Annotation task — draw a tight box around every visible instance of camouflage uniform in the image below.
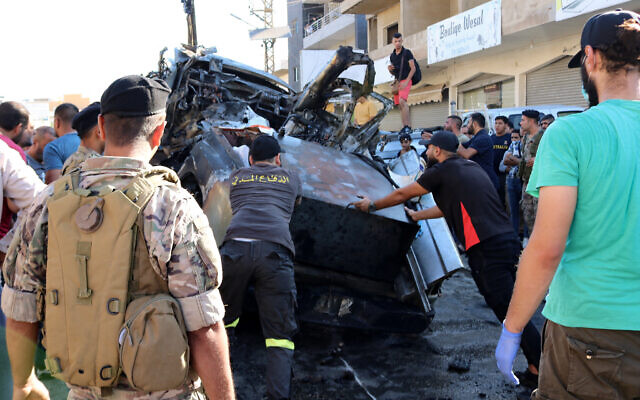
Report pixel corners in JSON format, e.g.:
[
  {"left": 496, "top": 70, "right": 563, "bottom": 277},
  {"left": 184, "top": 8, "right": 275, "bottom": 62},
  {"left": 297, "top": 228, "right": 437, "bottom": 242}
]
[
  {"left": 61, "top": 145, "right": 100, "bottom": 176},
  {"left": 519, "top": 130, "right": 544, "bottom": 231},
  {"left": 1, "top": 157, "right": 225, "bottom": 400}
]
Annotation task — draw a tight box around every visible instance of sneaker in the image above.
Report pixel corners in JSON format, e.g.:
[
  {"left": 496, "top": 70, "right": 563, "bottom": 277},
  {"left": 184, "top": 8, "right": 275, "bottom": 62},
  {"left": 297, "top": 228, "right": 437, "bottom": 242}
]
[{"left": 515, "top": 369, "right": 538, "bottom": 389}]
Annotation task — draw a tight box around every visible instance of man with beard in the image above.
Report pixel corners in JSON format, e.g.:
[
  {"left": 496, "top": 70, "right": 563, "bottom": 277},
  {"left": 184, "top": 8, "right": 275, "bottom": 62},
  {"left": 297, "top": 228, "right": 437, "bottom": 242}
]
[
  {"left": 496, "top": 9, "right": 640, "bottom": 399},
  {"left": 353, "top": 131, "right": 541, "bottom": 393},
  {"left": 26, "top": 127, "right": 56, "bottom": 181},
  {"left": 457, "top": 113, "right": 499, "bottom": 190},
  {"left": 0, "top": 101, "right": 32, "bottom": 161},
  {"left": 444, "top": 115, "right": 469, "bottom": 144}
]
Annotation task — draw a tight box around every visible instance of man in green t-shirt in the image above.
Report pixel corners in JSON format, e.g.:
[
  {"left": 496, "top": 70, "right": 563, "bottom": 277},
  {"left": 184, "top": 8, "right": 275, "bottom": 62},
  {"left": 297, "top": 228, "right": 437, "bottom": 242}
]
[{"left": 495, "top": 10, "right": 640, "bottom": 399}]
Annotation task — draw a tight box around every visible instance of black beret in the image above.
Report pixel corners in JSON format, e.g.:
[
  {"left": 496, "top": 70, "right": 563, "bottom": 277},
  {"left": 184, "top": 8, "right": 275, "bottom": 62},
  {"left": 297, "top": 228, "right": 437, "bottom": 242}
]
[
  {"left": 100, "top": 75, "right": 171, "bottom": 117},
  {"left": 522, "top": 109, "right": 540, "bottom": 120},
  {"left": 72, "top": 102, "right": 101, "bottom": 138},
  {"left": 250, "top": 135, "right": 283, "bottom": 162}
]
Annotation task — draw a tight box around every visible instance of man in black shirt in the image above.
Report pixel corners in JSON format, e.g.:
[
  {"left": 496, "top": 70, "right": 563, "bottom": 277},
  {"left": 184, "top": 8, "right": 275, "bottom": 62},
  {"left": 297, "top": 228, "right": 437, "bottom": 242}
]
[
  {"left": 353, "top": 131, "right": 541, "bottom": 390},
  {"left": 457, "top": 112, "right": 499, "bottom": 190},
  {"left": 219, "top": 135, "right": 302, "bottom": 400},
  {"left": 492, "top": 116, "right": 511, "bottom": 207},
  {"left": 388, "top": 32, "right": 416, "bottom": 131}
]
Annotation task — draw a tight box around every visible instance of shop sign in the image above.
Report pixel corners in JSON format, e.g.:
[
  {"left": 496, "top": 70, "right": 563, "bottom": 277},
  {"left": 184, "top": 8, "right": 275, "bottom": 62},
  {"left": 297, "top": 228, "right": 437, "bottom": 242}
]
[
  {"left": 556, "top": 0, "right": 627, "bottom": 21},
  {"left": 427, "top": 0, "right": 501, "bottom": 64}
]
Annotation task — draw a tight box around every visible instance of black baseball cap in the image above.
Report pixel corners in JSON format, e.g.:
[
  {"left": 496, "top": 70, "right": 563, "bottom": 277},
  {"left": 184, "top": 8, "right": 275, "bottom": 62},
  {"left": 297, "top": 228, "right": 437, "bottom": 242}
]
[
  {"left": 250, "top": 135, "right": 283, "bottom": 161},
  {"left": 72, "top": 102, "right": 100, "bottom": 138},
  {"left": 100, "top": 75, "right": 171, "bottom": 117},
  {"left": 568, "top": 9, "right": 640, "bottom": 68},
  {"left": 422, "top": 130, "right": 459, "bottom": 152}
]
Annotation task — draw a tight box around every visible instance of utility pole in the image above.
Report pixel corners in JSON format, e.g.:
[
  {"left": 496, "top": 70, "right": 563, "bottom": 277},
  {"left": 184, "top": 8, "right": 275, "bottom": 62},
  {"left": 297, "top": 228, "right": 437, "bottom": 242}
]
[
  {"left": 250, "top": 1, "right": 275, "bottom": 74},
  {"left": 181, "top": 0, "right": 198, "bottom": 47}
]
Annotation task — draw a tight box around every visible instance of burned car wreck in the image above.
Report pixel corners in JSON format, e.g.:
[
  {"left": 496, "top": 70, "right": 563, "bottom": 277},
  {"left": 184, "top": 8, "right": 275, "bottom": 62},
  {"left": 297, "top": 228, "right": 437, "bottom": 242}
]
[{"left": 150, "top": 45, "right": 464, "bottom": 333}]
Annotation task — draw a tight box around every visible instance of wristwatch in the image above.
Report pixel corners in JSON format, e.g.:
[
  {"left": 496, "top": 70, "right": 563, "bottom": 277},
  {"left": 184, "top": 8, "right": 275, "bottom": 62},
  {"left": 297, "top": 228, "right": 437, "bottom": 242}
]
[{"left": 368, "top": 201, "right": 377, "bottom": 213}]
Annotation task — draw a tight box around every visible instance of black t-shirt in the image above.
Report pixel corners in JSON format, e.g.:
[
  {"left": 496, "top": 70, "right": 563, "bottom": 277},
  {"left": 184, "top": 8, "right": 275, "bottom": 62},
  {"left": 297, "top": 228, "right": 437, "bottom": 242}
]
[
  {"left": 224, "top": 163, "right": 302, "bottom": 254},
  {"left": 491, "top": 133, "right": 511, "bottom": 176},
  {"left": 390, "top": 47, "right": 414, "bottom": 81},
  {"left": 463, "top": 129, "right": 498, "bottom": 188},
  {"left": 416, "top": 156, "right": 513, "bottom": 250}
]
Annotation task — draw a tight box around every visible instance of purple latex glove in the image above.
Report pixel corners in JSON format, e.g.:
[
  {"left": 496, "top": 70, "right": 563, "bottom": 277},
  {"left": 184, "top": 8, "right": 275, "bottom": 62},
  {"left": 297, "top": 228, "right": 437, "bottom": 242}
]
[{"left": 495, "top": 323, "right": 521, "bottom": 385}]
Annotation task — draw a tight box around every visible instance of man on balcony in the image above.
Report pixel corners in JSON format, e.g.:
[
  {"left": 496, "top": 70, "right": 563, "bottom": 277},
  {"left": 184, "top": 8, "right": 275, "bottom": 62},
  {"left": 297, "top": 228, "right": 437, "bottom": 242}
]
[{"left": 388, "top": 33, "right": 416, "bottom": 133}]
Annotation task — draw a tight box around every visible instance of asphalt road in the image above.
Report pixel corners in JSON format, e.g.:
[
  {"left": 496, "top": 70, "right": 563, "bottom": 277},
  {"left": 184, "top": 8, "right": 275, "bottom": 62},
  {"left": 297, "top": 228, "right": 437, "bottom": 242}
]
[
  {"left": 41, "top": 267, "right": 544, "bottom": 400},
  {"left": 231, "top": 269, "right": 545, "bottom": 400}
]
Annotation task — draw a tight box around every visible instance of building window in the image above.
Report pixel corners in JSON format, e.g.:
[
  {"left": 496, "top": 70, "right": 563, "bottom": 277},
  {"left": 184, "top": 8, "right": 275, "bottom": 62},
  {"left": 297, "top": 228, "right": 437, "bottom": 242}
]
[
  {"left": 386, "top": 23, "right": 399, "bottom": 45},
  {"left": 294, "top": 67, "right": 299, "bottom": 82}
]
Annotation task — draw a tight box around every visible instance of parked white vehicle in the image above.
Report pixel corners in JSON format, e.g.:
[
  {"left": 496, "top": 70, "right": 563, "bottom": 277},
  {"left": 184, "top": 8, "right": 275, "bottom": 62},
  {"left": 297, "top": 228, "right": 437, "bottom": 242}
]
[{"left": 460, "top": 104, "right": 584, "bottom": 134}]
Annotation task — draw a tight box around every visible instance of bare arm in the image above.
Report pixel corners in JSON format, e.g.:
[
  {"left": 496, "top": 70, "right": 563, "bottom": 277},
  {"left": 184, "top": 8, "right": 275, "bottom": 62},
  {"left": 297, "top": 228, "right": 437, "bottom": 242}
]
[
  {"left": 6, "top": 319, "right": 49, "bottom": 400},
  {"left": 504, "top": 186, "right": 577, "bottom": 333},
  {"left": 457, "top": 144, "right": 477, "bottom": 159},
  {"left": 353, "top": 182, "right": 427, "bottom": 212},
  {"left": 44, "top": 169, "right": 61, "bottom": 184},
  {"left": 404, "top": 205, "right": 444, "bottom": 221},
  {"left": 188, "top": 322, "right": 235, "bottom": 400}
]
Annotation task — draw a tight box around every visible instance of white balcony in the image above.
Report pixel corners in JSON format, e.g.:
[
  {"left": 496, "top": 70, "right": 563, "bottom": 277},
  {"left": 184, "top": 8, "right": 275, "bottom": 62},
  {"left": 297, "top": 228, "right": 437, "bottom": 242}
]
[{"left": 303, "top": 8, "right": 356, "bottom": 50}]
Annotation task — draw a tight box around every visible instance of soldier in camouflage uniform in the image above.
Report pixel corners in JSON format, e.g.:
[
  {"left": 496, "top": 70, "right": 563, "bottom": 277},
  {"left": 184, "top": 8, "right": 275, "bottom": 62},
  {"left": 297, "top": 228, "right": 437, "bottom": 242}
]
[
  {"left": 61, "top": 102, "right": 103, "bottom": 176},
  {"left": 518, "top": 109, "right": 544, "bottom": 232},
  {"left": 2, "top": 76, "right": 235, "bottom": 400}
]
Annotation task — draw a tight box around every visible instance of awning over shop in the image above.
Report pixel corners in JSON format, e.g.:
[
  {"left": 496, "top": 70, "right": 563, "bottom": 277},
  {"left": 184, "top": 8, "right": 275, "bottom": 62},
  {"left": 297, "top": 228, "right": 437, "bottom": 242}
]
[
  {"left": 376, "top": 83, "right": 446, "bottom": 106},
  {"left": 407, "top": 84, "right": 445, "bottom": 106}
]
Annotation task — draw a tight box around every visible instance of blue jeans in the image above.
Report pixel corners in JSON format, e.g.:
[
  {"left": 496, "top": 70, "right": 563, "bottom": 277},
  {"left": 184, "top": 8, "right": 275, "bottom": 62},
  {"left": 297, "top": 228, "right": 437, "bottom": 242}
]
[{"left": 507, "top": 175, "right": 527, "bottom": 237}]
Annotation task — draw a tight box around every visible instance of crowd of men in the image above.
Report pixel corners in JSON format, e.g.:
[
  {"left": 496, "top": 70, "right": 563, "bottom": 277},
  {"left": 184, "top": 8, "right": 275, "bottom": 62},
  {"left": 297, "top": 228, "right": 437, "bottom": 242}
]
[
  {"left": 0, "top": 8, "right": 638, "bottom": 400},
  {"left": 359, "top": 9, "right": 640, "bottom": 400}
]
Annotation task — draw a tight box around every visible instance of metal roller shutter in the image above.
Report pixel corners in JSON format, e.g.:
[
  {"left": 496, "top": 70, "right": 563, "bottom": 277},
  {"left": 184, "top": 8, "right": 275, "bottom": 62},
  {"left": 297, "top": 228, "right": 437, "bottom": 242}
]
[
  {"left": 380, "top": 102, "right": 449, "bottom": 131},
  {"left": 410, "top": 99, "right": 450, "bottom": 129},
  {"left": 526, "top": 56, "right": 588, "bottom": 107},
  {"left": 502, "top": 79, "right": 515, "bottom": 108},
  {"left": 380, "top": 108, "right": 402, "bottom": 131},
  {"left": 380, "top": 95, "right": 449, "bottom": 131}
]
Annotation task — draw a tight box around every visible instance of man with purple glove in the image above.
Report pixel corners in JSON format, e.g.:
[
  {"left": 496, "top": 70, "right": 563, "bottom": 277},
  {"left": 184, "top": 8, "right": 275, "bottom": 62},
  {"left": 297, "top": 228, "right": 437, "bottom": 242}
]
[{"left": 496, "top": 9, "right": 640, "bottom": 399}]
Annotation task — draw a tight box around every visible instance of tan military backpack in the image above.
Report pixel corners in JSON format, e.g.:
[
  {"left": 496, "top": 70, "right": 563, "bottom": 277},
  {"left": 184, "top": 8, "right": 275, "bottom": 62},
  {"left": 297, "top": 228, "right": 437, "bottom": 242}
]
[{"left": 43, "top": 166, "right": 191, "bottom": 391}]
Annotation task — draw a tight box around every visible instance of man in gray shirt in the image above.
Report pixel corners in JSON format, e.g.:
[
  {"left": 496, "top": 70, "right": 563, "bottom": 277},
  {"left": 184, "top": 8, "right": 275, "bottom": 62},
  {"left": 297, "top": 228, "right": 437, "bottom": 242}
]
[{"left": 220, "top": 135, "right": 301, "bottom": 400}]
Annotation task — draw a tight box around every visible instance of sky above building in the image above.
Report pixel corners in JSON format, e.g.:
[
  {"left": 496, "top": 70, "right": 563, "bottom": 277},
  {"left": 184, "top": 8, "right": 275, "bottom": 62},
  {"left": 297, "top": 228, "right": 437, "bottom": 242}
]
[{"left": 0, "top": 0, "right": 288, "bottom": 102}]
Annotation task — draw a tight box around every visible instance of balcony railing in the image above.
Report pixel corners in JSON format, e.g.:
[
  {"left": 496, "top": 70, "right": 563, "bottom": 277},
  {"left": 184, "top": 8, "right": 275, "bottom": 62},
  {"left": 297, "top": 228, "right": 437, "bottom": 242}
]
[{"left": 303, "top": 7, "right": 342, "bottom": 38}]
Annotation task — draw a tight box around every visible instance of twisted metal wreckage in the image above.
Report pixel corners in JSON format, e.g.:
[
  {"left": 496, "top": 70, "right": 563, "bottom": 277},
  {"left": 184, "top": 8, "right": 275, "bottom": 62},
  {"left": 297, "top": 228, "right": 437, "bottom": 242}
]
[{"left": 149, "top": 44, "right": 464, "bottom": 333}]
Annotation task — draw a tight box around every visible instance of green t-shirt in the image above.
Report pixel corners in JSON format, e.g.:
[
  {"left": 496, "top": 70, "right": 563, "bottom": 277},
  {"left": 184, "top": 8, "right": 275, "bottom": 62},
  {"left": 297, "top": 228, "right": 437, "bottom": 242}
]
[{"left": 527, "top": 99, "right": 640, "bottom": 330}]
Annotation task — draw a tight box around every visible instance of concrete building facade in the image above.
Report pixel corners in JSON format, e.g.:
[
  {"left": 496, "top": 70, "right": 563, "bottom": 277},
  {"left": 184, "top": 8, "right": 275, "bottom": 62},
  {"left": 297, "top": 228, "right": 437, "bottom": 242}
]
[
  {"left": 287, "top": 0, "right": 367, "bottom": 91},
  {"left": 340, "top": 0, "right": 639, "bottom": 130}
]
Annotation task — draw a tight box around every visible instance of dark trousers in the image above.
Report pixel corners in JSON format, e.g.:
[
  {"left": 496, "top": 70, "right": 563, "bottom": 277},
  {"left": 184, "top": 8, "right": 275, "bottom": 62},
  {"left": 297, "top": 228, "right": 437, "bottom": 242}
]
[
  {"left": 497, "top": 172, "right": 507, "bottom": 209},
  {"left": 533, "top": 320, "right": 640, "bottom": 400},
  {"left": 507, "top": 176, "right": 528, "bottom": 238},
  {"left": 466, "top": 234, "right": 541, "bottom": 369},
  {"left": 219, "top": 240, "right": 298, "bottom": 400}
]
